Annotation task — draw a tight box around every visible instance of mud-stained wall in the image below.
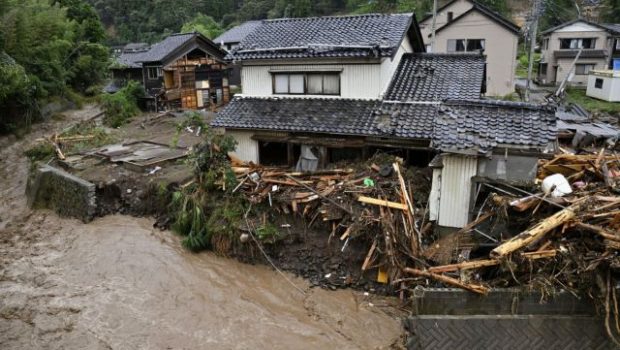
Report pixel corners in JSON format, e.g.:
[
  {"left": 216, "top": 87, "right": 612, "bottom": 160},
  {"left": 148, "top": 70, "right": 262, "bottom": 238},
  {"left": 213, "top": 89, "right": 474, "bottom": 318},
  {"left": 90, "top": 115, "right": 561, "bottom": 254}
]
[{"left": 27, "top": 164, "right": 96, "bottom": 222}]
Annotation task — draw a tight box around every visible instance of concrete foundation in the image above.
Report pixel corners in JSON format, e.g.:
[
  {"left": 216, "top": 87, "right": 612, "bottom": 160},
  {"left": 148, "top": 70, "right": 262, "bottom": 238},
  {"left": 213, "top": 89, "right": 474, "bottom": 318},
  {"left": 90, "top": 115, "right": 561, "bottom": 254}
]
[{"left": 27, "top": 164, "right": 96, "bottom": 222}]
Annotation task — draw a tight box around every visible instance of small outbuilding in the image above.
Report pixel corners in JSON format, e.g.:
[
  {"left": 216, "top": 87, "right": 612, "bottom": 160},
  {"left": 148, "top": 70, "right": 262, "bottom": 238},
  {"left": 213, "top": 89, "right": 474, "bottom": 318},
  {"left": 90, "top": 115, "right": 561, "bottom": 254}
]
[{"left": 586, "top": 70, "right": 620, "bottom": 102}]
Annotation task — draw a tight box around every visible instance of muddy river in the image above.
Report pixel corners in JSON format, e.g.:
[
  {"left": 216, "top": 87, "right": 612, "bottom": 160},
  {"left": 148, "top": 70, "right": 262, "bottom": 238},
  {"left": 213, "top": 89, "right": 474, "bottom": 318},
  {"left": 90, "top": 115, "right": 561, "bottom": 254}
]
[{"left": 0, "top": 108, "right": 403, "bottom": 349}]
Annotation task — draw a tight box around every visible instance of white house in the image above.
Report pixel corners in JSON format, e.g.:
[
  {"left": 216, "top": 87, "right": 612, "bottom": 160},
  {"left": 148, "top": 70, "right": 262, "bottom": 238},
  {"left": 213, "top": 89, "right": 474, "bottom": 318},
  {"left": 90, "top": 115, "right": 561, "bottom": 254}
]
[{"left": 417, "top": 0, "right": 521, "bottom": 97}]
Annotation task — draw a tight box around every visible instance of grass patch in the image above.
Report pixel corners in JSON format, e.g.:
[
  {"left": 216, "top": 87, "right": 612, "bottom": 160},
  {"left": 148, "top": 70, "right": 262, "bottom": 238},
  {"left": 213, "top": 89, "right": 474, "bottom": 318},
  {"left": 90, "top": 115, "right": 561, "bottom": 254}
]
[
  {"left": 24, "top": 143, "right": 56, "bottom": 163},
  {"left": 565, "top": 88, "right": 620, "bottom": 115},
  {"left": 516, "top": 51, "right": 540, "bottom": 79}
]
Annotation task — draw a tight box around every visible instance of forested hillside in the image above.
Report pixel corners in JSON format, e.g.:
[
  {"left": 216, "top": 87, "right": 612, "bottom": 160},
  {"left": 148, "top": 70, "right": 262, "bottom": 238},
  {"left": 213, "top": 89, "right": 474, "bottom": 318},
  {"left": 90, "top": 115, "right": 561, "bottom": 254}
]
[{"left": 0, "top": 0, "right": 109, "bottom": 133}]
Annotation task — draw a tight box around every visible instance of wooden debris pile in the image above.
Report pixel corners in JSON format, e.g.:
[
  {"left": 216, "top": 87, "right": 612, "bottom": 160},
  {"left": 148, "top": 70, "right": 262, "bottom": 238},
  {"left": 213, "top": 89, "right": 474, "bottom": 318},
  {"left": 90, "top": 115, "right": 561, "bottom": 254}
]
[
  {"left": 416, "top": 149, "right": 620, "bottom": 296},
  {"left": 228, "top": 154, "right": 430, "bottom": 286}
]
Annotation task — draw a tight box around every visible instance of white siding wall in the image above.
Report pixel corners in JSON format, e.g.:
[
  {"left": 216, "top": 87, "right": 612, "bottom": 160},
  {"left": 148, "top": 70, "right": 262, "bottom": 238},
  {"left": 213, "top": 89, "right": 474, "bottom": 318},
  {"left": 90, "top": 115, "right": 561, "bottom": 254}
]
[
  {"left": 587, "top": 74, "right": 620, "bottom": 102},
  {"left": 438, "top": 155, "right": 478, "bottom": 228},
  {"left": 227, "top": 130, "right": 259, "bottom": 163},
  {"left": 241, "top": 63, "right": 384, "bottom": 98},
  {"left": 429, "top": 168, "right": 442, "bottom": 221},
  {"left": 380, "top": 38, "right": 414, "bottom": 95}
]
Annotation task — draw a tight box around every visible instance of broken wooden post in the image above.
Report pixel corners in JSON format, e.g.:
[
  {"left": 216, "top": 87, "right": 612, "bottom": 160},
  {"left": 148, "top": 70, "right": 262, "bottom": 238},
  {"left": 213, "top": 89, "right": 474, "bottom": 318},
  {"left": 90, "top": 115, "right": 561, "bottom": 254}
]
[
  {"left": 404, "top": 267, "right": 489, "bottom": 294},
  {"left": 490, "top": 200, "right": 586, "bottom": 258}
]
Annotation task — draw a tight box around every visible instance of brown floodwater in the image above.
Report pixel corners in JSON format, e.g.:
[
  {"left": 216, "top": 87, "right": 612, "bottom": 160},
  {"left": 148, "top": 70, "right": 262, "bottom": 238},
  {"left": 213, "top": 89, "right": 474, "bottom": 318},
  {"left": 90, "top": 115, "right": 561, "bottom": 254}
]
[{"left": 0, "top": 108, "right": 403, "bottom": 349}]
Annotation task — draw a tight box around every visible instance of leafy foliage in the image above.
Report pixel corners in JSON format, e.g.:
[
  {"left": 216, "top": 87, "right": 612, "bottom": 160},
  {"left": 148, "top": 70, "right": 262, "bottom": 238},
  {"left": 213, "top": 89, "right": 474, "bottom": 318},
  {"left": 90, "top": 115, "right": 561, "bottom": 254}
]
[
  {"left": 0, "top": 0, "right": 108, "bottom": 134},
  {"left": 100, "top": 81, "right": 143, "bottom": 127},
  {"left": 181, "top": 14, "right": 224, "bottom": 39}
]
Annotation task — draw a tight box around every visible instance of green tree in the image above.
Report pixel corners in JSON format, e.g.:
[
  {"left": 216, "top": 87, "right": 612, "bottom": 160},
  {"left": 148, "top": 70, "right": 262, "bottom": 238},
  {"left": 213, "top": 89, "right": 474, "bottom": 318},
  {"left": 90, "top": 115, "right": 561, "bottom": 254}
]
[
  {"left": 601, "top": 0, "right": 620, "bottom": 23},
  {"left": 181, "top": 14, "right": 224, "bottom": 39}
]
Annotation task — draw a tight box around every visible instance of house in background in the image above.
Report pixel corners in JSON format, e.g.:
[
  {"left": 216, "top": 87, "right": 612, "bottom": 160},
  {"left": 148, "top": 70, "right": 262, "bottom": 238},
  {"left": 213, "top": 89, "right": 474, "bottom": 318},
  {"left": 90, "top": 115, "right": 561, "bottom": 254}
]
[
  {"left": 586, "top": 69, "right": 620, "bottom": 102},
  {"left": 538, "top": 19, "right": 620, "bottom": 86},
  {"left": 213, "top": 21, "right": 262, "bottom": 86},
  {"left": 109, "top": 32, "right": 231, "bottom": 110},
  {"left": 417, "top": 0, "right": 521, "bottom": 97}
]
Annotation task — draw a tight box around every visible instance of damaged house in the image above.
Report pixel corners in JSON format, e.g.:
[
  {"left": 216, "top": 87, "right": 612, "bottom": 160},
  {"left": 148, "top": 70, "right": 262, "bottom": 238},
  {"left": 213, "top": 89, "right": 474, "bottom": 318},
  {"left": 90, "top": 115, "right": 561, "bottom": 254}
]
[
  {"left": 211, "top": 13, "right": 558, "bottom": 230},
  {"left": 109, "top": 32, "right": 231, "bottom": 110}
]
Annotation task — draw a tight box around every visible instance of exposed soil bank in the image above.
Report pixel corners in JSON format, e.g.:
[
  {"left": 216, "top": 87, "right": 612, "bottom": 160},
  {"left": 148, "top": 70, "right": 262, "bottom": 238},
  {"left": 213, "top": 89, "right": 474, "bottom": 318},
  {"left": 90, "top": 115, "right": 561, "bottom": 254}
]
[{"left": 0, "top": 109, "right": 404, "bottom": 349}]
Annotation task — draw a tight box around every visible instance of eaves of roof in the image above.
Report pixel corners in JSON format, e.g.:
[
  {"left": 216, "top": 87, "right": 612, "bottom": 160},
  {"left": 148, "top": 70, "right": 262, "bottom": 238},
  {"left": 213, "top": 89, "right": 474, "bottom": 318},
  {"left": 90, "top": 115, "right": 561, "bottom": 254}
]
[{"left": 432, "top": 4, "right": 520, "bottom": 37}]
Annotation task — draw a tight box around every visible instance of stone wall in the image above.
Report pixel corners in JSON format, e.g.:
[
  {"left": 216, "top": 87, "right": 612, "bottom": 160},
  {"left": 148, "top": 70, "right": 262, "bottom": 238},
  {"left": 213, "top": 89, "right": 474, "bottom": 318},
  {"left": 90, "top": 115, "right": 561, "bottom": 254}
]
[{"left": 27, "top": 164, "right": 96, "bottom": 222}]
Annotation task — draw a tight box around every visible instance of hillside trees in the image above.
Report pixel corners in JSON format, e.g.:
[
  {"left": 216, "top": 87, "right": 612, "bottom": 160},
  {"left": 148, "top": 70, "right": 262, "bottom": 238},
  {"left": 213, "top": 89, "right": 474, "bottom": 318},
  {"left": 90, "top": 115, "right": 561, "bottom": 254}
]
[{"left": 0, "top": 0, "right": 109, "bottom": 133}]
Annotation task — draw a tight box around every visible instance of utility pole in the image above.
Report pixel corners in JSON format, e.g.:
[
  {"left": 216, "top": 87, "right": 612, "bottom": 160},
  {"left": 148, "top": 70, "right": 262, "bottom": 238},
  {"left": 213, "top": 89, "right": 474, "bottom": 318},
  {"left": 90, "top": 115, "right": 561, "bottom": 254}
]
[
  {"left": 430, "top": 0, "right": 438, "bottom": 52},
  {"left": 525, "top": 0, "right": 542, "bottom": 102}
]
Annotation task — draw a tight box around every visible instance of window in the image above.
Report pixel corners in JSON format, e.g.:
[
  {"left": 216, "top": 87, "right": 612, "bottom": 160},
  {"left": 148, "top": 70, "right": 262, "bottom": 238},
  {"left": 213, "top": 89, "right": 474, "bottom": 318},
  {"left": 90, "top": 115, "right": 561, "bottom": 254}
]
[
  {"left": 575, "top": 63, "right": 595, "bottom": 75},
  {"left": 616, "top": 39, "right": 620, "bottom": 50},
  {"left": 272, "top": 72, "right": 340, "bottom": 95},
  {"left": 447, "top": 39, "right": 485, "bottom": 53},
  {"left": 559, "top": 38, "right": 596, "bottom": 49},
  {"left": 447, "top": 11, "right": 454, "bottom": 22},
  {"left": 147, "top": 66, "right": 162, "bottom": 80},
  {"left": 543, "top": 38, "right": 549, "bottom": 50},
  {"left": 595, "top": 78, "right": 604, "bottom": 89}
]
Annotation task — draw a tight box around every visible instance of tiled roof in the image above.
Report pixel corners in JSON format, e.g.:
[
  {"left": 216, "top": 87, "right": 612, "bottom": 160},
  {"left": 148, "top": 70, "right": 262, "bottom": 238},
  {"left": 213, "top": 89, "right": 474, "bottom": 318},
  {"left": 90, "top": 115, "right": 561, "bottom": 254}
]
[
  {"left": 601, "top": 23, "right": 620, "bottom": 35},
  {"left": 554, "top": 49, "right": 607, "bottom": 59},
  {"left": 432, "top": 100, "right": 557, "bottom": 154},
  {"left": 214, "top": 21, "right": 262, "bottom": 44},
  {"left": 136, "top": 33, "right": 197, "bottom": 63},
  {"left": 374, "top": 102, "right": 438, "bottom": 139},
  {"left": 384, "top": 53, "right": 485, "bottom": 102},
  {"left": 227, "top": 13, "right": 414, "bottom": 60},
  {"left": 212, "top": 96, "right": 381, "bottom": 136},
  {"left": 114, "top": 52, "right": 146, "bottom": 68}
]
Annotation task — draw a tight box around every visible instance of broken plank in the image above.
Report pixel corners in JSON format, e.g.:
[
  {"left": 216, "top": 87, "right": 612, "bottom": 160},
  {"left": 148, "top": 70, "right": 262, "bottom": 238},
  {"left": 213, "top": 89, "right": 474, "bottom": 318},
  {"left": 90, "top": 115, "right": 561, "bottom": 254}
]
[
  {"left": 358, "top": 196, "right": 408, "bottom": 210},
  {"left": 361, "top": 240, "right": 378, "bottom": 271},
  {"left": 404, "top": 267, "right": 489, "bottom": 295},
  {"left": 428, "top": 259, "right": 499, "bottom": 273}
]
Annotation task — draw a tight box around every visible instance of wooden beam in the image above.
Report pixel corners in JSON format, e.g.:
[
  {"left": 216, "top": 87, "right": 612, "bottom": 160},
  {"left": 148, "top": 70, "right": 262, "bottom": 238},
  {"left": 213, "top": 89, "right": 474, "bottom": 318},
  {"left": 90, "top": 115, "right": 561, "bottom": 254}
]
[
  {"left": 358, "top": 196, "right": 408, "bottom": 210},
  {"left": 404, "top": 267, "right": 489, "bottom": 295}
]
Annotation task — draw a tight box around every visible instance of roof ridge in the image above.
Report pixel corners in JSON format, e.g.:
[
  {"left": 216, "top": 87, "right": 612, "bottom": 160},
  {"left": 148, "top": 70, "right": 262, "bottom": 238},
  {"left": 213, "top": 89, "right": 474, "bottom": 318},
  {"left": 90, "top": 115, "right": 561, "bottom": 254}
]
[
  {"left": 264, "top": 12, "right": 413, "bottom": 23},
  {"left": 444, "top": 98, "right": 553, "bottom": 110},
  {"left": 235, "top": 95, "right": 381, "bottom": 102}
]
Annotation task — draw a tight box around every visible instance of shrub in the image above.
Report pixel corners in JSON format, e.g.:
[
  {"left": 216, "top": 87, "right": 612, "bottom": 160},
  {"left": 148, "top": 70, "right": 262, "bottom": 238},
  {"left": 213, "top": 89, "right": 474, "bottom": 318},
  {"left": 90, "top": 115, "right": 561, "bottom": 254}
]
[{"left": 100, "top": 81, "right": 143, "bottom": 127}]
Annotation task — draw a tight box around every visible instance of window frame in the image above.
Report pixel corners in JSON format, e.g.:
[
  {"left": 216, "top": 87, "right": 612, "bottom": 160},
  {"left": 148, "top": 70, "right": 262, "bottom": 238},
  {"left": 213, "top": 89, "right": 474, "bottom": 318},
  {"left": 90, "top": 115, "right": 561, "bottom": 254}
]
[
  {"left": 271, "top": 72, "right": 341, "bottom": 96},
  {"left": 147, "top": 66, "right": 162, "bottom": 80},
  {"left": 574, "top": 63, "right": 596, "bottom": 75},
  {"left": 447, "top": 39, "right": 485, "bottom": 53},
  {"left": 594, "top": 78, "right": 604, "bottom": 89},
  {"left": 559, "top": 38, "right": 597, "bottom": 50}
]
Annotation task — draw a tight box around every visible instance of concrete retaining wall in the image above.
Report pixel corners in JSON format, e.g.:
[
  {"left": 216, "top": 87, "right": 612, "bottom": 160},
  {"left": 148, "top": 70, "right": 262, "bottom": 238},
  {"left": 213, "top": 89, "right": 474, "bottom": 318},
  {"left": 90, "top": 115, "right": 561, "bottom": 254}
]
[
  {"left": 27, "top": 164, "right": 96, "bottom": 222},
  {"left": 405, "top": 288, "right": 614, "bottom": 349}
]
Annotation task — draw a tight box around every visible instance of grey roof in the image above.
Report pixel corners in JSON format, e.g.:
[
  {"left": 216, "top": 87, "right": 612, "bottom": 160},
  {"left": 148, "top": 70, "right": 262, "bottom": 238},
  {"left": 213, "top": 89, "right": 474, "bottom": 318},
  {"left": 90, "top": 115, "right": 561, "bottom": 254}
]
[
  {"left": 601, "top": 23, "right": 620, "bottom": 35},
  {"left": 384, "top": 53, "right": 485, "bottom": 102},
  {"left": 214, "top": 21, "right": 262, "bottom": 44},
  {"left": 112, "top": 32, "right": 226, "bottom": 68},
  {"left": 557, "top": 120, "right": 619, "bottom": 138},
  {"left": 212, "top": 97, "right": 557, "bottom": 153},
  {"left": 115, "top": 52, "right": 146, "bottom": 68},
  {"left": 542, "top": 19, "right": 620, "bottom": 35},
  {"left": 137, "top": 33, "right": 197, "bottom": 63},
  {"left": 123, "top": 42, "right": 149, "bottom": 53},
  {"left": 432, "top": 100, "right": 557, "bottom": 154},
  {"left": 228, "top": 13, "right": 416, "bottom": 60},
  {"left": 554, "top": 49, "right": 607, "bottom": 59},
  {"left": 212, "top": 96, "right": 381, "bottom": 136}
]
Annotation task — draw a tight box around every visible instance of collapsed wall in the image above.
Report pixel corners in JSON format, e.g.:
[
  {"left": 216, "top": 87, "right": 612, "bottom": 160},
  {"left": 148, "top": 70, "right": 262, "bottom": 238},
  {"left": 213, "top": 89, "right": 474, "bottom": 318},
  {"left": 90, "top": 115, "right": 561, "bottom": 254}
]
[{"left": 27, "top": 164, "right": 97, "bottom": 222}]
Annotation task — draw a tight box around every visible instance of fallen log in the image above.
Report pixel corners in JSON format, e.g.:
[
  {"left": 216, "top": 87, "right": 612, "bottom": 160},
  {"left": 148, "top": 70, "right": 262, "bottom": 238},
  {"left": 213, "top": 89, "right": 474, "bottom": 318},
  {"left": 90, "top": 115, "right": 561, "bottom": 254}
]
[
  {"left": 428, "top": 259, "right": 499, "bottom": 273},
  {"left": 490, "top": 200, "right": 586, "bottom": 258},
  {"left": 404, "top": 267, "right": 489, "bottom": 295}
]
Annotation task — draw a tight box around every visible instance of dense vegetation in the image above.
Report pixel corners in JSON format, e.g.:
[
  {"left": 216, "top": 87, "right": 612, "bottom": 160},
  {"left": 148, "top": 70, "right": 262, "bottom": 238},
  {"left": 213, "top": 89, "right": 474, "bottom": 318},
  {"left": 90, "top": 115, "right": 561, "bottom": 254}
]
[
  {"left": 0, "top": 0, "right": 109, "bottom": 133},
  {"left": 87, "top": 0, "right": 522, "bottom": 45}
]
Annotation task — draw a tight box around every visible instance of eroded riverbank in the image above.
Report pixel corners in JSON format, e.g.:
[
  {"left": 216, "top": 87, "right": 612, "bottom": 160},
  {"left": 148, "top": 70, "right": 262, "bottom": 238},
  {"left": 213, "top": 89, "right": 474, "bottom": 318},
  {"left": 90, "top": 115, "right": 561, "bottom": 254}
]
[{"left": 0, "top": 109, "right": 404, "bottom": 349}]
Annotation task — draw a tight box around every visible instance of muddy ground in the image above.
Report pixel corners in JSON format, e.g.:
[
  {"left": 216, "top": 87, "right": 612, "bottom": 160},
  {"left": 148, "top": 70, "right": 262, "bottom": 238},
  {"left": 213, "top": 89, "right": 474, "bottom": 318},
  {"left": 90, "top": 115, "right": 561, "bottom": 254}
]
[{"left": 0, "top": 107, "right": 405, "bottom": 349}]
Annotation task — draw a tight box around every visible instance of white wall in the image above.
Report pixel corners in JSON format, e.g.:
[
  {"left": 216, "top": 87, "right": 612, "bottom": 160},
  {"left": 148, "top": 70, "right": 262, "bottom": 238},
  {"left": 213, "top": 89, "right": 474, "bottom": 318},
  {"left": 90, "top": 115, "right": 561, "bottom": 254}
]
[
  {"left": 240, "top": 38, "right": 413, "bottom": 99},
  {"left": 437, "top": 154, "right": 478, "bottom": 228},
  {"left": 432, "top": 11, "right": 518, "bottom": 96},
  {"left": 418, "top": 0, "right": 473, "bottom": 41},
  {"left": 586, "top": 73, "right": 620, "bottom": 102},
  {"left": 227, "top": 130, "right": 259, "bottom": 163}
]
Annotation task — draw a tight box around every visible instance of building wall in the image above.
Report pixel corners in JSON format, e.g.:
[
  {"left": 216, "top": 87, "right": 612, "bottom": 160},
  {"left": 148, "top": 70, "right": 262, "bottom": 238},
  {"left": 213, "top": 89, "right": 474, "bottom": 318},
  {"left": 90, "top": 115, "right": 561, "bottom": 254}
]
[
  {"left": 418, "top": 0, "right": 474, "bottom": 42},
  {"left": 540, "top": 23, "right": 612, "bottom": 84},
  {"left": 586, "top": 73, "right": 620, "bottom": 102},
  {"left": 432, "top": 11, "right": 518, "bottom": 96},
  {"left": 437, "top": 154, "right": 478, "bottom": 228},
  {"left": 240, "top": 38, "right": 413, "bottom": 99},
  {"left": 226, "top": 129, "right": 259, "bottom": 163}
]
